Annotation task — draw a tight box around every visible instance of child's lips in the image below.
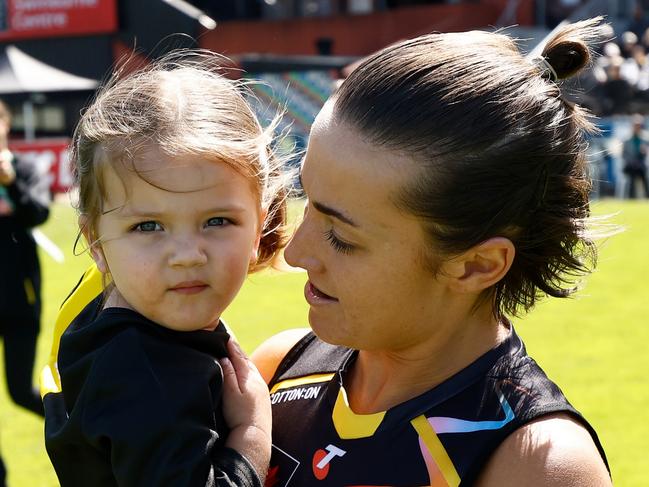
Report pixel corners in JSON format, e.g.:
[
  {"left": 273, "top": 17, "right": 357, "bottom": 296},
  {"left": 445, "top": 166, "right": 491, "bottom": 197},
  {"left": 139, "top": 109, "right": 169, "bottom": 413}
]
[{"left": 169, "top": 281, "right": 208, "bottom": 295}]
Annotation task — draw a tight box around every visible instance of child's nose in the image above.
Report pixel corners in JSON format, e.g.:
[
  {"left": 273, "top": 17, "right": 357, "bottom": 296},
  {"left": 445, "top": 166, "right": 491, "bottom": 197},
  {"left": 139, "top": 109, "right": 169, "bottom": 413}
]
[{"left": 168, "top": 236, "right": 208, "bottom": 267}]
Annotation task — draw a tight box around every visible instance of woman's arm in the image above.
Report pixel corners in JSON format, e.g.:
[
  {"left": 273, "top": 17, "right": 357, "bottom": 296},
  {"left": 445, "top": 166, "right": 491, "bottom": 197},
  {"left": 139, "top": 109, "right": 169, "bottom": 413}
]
[
  {"left": 476, "top": 413, "right": 611, "bottom": 486},
  {"left": 251, "top": 328, "right": 311, "bottom": 384}
]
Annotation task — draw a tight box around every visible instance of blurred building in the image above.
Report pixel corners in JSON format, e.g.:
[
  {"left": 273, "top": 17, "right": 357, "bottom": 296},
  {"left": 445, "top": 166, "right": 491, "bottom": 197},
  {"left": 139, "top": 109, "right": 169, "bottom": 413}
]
[
  {"left": 0, "top": 0, "right": 209, "bottom": 190},
  {"left": 0, "top": 0, "right": 642, "bottom": 193}
]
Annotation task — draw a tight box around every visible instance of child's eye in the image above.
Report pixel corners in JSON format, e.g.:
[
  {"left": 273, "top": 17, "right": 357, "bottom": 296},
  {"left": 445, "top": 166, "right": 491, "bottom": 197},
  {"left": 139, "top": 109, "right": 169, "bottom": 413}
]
[
  {"left": 133, "top": 221, "right": 162, "bottom": 232},
  {"left": 206, "top": 217, "right": 229, "bottom": 227},
  {"left": 323, "top": 229, "right": 355, "bottom": 255}
]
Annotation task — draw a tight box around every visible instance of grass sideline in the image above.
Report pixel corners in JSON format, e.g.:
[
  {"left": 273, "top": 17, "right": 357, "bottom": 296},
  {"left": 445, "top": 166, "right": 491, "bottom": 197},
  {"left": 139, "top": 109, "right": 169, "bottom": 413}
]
[{"left": 0, "top": 199, "right": 646, "bottom": 486}]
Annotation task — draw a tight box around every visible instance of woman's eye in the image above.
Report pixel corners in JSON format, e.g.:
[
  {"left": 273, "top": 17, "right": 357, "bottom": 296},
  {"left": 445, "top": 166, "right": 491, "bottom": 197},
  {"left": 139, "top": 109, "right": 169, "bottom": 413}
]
[
  {"left": 324, "top": 229, "right": 355, "bottom": 255},
  {"left": 133, "top": 221, "right": 162, "bottom": 232},
  {"left": 206, "top": 217, "right": 228, "bottom": 227}
]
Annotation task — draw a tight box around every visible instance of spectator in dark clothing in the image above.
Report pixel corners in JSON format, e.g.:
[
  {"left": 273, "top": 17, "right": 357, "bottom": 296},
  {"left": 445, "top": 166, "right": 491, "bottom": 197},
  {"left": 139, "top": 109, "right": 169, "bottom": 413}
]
[
  {"left": 622, "top": 115, "right": 649, "bottom": 198},
  {"left": 601, "top": 62, "right": 635, "bottom": 114},
  {"left": 620, "top": 31, "right": 639, "bottom": 59},
  {"left": 628, "top": 5, "right": 649, "bottom": 39},
  {"left": 0, "top": 99, "right": 49, "bottom": 486}
]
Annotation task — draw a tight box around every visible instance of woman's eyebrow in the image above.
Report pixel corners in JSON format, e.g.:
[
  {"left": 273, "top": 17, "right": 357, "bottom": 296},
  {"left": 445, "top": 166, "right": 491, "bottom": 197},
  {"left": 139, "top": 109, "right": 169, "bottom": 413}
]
[
  {"left": 312, "top": 201, "right": 358, "bottom": 227},
  {"left": 299, "top": 169, "right": 359, "bottom": 227}
]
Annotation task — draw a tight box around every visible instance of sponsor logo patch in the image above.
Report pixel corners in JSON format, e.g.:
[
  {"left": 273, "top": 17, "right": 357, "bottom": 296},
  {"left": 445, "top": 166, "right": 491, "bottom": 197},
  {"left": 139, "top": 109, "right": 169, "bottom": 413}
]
[
  {"left": 270, "top": 385, "right": 322, "bottom": 405},
  {"left": 312, "top": 444, "right": 346, "bottom": 480}
]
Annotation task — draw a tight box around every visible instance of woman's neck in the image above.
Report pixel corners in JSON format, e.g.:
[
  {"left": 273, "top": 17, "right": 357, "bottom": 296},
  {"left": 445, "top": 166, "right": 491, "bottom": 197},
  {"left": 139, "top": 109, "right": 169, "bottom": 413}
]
[{"left": 344, "top": 310, "right": 510, "bottom": 414}]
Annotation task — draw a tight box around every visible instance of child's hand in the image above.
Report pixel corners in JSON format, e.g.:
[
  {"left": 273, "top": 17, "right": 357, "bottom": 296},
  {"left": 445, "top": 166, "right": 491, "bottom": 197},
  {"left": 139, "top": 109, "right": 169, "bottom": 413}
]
[{"left": 220, "top": 338, "right": 272, "bottom": 481}]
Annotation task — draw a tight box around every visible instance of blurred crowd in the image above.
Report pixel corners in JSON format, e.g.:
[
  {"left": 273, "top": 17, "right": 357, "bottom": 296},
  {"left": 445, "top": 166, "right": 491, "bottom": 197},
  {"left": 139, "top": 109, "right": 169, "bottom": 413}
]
[{"left": 580, "top": 10, "right": 649, "bottom": 116}]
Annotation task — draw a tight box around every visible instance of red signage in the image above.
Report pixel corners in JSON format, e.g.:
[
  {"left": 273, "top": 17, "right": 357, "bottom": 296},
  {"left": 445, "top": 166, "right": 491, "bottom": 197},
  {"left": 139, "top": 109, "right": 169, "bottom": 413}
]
[
  {"left": 9, "top": 138, "right": 72, "bottom": 194},
  {"left": 0, "top": 0, "right": 118, "bottom": 41}
]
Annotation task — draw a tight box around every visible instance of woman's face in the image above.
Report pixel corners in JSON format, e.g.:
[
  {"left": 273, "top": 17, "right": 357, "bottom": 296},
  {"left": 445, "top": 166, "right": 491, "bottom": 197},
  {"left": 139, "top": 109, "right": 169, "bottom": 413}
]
[{"left": 284, "top": 104, "right": 454, "bottom": 351}]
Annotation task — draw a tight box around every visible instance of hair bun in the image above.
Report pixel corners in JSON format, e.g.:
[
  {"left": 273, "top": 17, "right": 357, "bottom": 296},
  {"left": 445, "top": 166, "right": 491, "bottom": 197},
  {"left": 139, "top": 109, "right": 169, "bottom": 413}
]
[
  {"left": 543, "top": 40, "right": 590, "bottom": 80},
  {"left": 538, "top": 17, "right": 609, "bottom": 81}
]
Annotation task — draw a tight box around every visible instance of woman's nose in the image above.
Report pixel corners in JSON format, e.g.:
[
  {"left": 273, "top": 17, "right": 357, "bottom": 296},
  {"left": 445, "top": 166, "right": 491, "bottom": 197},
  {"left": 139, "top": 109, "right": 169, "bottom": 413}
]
[
  {"left": 284, "top": 219, "right": 323, "bottom": 273},
  {"left": 168, "top": 236, "right": 208, "bottom": 268}
]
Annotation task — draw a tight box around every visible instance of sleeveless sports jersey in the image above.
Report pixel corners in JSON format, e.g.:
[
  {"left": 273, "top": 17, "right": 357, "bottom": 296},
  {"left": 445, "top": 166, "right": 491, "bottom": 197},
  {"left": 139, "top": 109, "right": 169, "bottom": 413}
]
[{"left": 266, "top": 328, "right": 609, "bottom": 486}]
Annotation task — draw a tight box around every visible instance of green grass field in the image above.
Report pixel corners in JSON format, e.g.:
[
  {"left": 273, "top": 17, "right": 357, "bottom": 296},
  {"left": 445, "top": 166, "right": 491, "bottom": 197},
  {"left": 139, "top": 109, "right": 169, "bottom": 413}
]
[{"left": 0, "top": 199, "right": 647, "bottom": 486}]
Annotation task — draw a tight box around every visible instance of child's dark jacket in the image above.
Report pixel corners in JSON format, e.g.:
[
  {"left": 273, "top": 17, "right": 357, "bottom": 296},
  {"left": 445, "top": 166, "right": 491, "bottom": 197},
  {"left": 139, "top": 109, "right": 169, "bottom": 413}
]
[{"left": 44, "top": 297, "right": 261, "bottom": 487}]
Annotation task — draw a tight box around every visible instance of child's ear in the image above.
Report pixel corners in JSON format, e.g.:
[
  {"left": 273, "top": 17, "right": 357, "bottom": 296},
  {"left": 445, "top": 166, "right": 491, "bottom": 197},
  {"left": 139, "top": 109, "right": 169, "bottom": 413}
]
[
  {"left": 442, "top": 237, "right": 515, "bottom": 294},
  {"left": 250, "top": 208, "right": 269, "bottom": 265},
  {"left": 79, "top": 214, "right": 109, "bottom": 274}
]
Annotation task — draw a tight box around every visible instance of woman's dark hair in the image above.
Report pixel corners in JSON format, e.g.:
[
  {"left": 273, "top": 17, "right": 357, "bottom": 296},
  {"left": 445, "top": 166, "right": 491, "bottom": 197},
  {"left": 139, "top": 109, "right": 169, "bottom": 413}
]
[{"left": 332, "top": 18, "right": 606, "bottom": 318}]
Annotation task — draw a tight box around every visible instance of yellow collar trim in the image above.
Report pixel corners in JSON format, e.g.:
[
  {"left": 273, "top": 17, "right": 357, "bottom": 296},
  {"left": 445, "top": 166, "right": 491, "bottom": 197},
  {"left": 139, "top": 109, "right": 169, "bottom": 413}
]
[
  {"left": 332, "top": 386, "right": 386, "bottom": 439},
  {"left": 270, "top": 373, "right": 335, "bottom": 394}
]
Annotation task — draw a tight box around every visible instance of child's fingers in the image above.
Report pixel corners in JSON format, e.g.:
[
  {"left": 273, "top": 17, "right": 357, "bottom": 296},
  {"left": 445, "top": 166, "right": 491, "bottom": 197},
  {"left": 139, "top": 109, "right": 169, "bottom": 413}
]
[
  {"left": 219, "top": 356, "right": 240, "bottom": 395},
  {"left": 226, "top": 338, "right": 250, "bottom": 390}
]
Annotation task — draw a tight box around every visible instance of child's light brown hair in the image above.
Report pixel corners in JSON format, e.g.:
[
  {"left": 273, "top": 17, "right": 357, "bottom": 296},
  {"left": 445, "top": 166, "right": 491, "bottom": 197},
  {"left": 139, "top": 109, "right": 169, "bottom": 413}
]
[{"left": 73, "top": 50, "right": 289, "bottom": 272}]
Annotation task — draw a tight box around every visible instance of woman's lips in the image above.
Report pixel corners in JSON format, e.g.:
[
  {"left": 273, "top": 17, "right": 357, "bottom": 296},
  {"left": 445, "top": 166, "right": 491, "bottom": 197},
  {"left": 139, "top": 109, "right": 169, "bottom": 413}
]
[
  {"left": 304, "top": 281, "right": 338, "bottom": 305},
  {"left": 169, "top": 281, "right": 208, "bottom": 295}
]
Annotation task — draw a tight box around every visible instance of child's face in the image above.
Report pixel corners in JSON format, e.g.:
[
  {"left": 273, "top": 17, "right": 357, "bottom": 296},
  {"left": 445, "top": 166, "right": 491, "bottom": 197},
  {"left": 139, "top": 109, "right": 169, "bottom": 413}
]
[{"left": 89, "top": 146, "right": 262, "bottom": 331}]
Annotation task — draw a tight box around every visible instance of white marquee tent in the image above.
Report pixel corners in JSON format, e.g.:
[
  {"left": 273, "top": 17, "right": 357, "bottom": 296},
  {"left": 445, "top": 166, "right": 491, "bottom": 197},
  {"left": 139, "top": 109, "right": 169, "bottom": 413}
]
[{"left": 0, "top": 45, "right": 98, "bottom": 139}]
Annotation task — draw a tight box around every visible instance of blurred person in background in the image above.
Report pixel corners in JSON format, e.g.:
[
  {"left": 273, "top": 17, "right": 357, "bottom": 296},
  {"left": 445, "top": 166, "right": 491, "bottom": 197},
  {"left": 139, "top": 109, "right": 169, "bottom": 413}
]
[
  {"left": 629, "top": 3, "right": 649, "bottom": 39},
  {"left": 630, "top": 44, "right": 649, "bottom": 94},
  {"left": 622, "top": 114, "right": 649, "bottom": 198},
  {"left": 619, "top": 30, "right": 638, "bottom": 58},
  {"left": 600, "top": 58, "right": 635, "bottom": 114},
  {"left": 642, "top": 27, "right": 649, "bottom": 52},
  {"left": 0, "top": 99, "right": 49, "bottom": 486}
]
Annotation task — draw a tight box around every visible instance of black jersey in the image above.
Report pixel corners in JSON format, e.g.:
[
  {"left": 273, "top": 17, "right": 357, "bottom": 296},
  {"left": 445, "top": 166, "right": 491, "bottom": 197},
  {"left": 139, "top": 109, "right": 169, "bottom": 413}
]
[
  {"left": 44, "top": 296, "right": 262, "bottom": 487},
  {"left": 266, "top": 328, "right": 608, "bottom": 486}
]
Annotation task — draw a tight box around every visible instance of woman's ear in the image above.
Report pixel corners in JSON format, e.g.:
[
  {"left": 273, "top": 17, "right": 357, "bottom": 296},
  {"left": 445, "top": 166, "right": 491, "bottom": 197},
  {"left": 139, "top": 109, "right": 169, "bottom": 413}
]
[
  {"left": 79, "top": 214, "right": 109, "bottom": 274},
  {"left": 443, "top": 237, "right": 515, "bottom": 294}
]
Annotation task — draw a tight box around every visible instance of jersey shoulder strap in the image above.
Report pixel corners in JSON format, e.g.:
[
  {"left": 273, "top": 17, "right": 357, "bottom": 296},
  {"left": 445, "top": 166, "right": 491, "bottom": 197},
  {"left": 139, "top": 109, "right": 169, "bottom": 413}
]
[{"left": 269, "top": 332, "right": 352, "bottom": 387}]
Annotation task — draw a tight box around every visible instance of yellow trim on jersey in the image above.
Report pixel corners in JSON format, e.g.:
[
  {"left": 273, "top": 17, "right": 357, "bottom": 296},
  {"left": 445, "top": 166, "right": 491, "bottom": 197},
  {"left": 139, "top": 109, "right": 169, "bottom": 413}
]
[
  {"left": 269, "top": 373, "right": 335, "bottom": 394},
  {"left": 23, "top": 278, "right": 36, "bottom": 305},
  {"left": 332, "top": 387, "right": 386, "bottom": 440},
  {"left": 411, "top": 414, "right": 461, "bottom": 487},
  {"left": 39, "top": 265, "right": 103, "bottom": 397}
]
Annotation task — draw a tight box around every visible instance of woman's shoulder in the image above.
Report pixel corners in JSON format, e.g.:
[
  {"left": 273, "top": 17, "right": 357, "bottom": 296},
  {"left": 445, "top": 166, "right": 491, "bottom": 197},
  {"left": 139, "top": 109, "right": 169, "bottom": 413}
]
[
  {"left": 475, "top": 412, "right": 611, "bottom": 486},
  {"left": 251, "top": 328, "right": 312, "bottom": 383}
]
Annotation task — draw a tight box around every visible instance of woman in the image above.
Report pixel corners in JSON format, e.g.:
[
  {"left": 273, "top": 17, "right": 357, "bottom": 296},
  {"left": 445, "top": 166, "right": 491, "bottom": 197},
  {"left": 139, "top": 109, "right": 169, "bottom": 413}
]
[{"left": 252, "top": 19, "right": 612, "bottom": 486}]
